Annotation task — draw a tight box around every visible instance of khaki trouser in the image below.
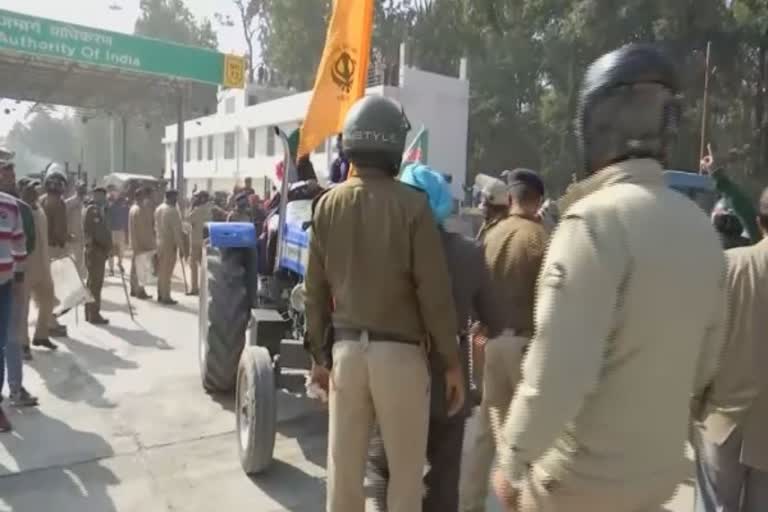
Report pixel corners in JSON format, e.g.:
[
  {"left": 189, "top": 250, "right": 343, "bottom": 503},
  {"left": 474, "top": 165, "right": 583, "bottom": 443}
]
[
  {"left": 328, "top": 337, "right": 429, "bottom": 512},
  {"left": 461, "top": 331, "right": 529, "bottom": 512},
  {"left": 67, "top": 239, "right": 85, "bottom": 279},
  {"left": 517, "top": 465, "right": 676, "bottom": 512},
  {"left": 157, "top": 247, "right": 177, "bottom": 301},
  {"left": 21, "top": 266, "right": 56, "bottom": 343},
  {"left": 109, "top": 230, "right": 126, "bottom": 272},
  {"left": 188, "top": 242, "right": 202, "bottom": 293}
]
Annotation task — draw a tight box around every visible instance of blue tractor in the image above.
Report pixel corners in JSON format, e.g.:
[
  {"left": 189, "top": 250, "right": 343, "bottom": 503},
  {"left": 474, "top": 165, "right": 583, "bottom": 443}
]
[{"left": 198, "top": 128, "right": 321, "bottom": 476}]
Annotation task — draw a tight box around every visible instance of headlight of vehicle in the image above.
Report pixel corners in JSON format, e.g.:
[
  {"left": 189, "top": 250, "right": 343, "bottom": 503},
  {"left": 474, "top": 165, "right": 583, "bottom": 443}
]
[{"left": 289, "top": 283, "right": 306, "bottom": 313}]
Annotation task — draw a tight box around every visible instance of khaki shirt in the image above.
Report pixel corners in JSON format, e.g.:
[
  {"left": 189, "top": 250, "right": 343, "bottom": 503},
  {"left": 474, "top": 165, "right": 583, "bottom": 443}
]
[
  {"left": 501, "top": 159, "right": 727, "bottom": 486},
  {"left": 129, "top": 203, "right": 156, "bottom": 254},
  {"left": 154, "top": 203, "right": 184, "bottom": 253},
  {"left": 482, "top": 214, "right": 546, "bottom": 335},
  {"left": 697, "top": 240, "right": 766, "bottom": 470},
  {"left": 40, "top": 194, "right": 68, "bottom": 248},
  {"left": 84, "top": 203, "right": 111, "bottom": 253},
  {"left": 28, "top": 207, "right": 52, "bottom": 280},
  {"left": 65, "top": 196, "right": 84, "bottom": 243},
  {"left": 305, "top": 168, "right": 460, "bottom": 368},
  {"left": 187, "top": 203, "right": 213, "bottom": 246}
]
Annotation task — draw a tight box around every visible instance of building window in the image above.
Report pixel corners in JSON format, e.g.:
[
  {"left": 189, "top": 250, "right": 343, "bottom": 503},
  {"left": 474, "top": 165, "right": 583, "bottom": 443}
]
[
  {"left": 247, "top": 128, "right": 256, "bottom": 158},
  {"left": 247, "top": 94, "right": 258, "bottom": 106},
  {"left": 207, "top": 135, "right": 214, "bottom": 160},
  {"left": 224, "top": 132, "right": 236, "bottom": 159},
  {"left": 225, "top": 97, "right": 236, "bottom": 114},
  {"left": 266, "top": 127, "right": 275, "bottom": 157},
  {"left": 185, "top": 139, "right": 191, "bottom": 162},
  {"left": 196, "top": 137, "right": 203, "bottom": 161}
]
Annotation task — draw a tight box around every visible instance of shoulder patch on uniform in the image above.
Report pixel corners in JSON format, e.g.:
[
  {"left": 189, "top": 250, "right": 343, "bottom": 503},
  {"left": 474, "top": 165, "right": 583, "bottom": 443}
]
[{"left": 541, "top": 262, "right": 566, "bottom": 289}]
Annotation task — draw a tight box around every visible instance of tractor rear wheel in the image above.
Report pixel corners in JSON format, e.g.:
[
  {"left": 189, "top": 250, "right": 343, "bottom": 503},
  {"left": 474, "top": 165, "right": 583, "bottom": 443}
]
[{"left": 199, "top": 246, "right": 250, "bottom": 393}]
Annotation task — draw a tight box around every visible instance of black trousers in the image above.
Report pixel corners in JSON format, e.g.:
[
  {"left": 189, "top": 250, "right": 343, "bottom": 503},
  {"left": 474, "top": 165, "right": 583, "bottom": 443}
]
[{"left": 367, "top": 414, "right": 467, "bottom": 512}]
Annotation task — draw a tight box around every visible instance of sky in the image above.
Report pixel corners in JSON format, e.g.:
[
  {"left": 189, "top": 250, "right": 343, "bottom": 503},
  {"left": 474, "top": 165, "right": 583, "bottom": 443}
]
[{"left": 0, "top": 0, "right": 250, "bottom": 136}]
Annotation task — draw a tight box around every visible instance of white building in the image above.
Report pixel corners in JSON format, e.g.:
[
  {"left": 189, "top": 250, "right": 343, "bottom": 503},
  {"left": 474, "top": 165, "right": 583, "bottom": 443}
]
[{"left": 163, "top": 53, "right": 470, "bottom": 199}]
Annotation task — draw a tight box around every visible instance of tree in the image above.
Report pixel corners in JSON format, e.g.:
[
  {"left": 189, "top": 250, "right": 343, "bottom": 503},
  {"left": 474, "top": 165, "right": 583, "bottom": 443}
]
[{"left": 135, "top": 0, "right": 218, "bottom": 48}]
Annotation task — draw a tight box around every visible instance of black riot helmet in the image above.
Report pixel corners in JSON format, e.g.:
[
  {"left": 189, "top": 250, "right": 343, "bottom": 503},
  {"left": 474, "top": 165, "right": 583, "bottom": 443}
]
[
  {"left": 577, "top": 43, "right": 682, "bottom": 175},
  {"left": 342, "top": 95, "right": 411, "bottom": 175}
]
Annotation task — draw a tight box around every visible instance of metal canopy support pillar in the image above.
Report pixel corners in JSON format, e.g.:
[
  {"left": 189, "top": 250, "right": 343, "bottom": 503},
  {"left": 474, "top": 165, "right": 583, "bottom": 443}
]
[
  {"left": 109, "top": 116, "right": 116, "bottom": 174},
  {"left": 121, "top": 116, "right": 128, "bottom": 172},
  {"left": 175, "top": 86, "right": 185, "bottom": 199}
]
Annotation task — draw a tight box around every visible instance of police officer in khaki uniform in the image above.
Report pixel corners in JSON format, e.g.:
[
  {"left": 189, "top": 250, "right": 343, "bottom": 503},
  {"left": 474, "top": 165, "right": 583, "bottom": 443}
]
[
  {"left": 474, "top": 174, "right": 511, "bottom": 242},
  {"left": 186, "top": 191, "right": 221, "bottom": 296},
  {"left": 19, "top": 179, "right": 59, "bottom": 352},
  {"left": 154, "top": 189, "right": 185, "bottom": 305},
  {"left": 692, "top": 185, "right": 768, "bottom": 512},
  {"left": 38, "top": 166, "right": 68, "bottom": 340},
  {"left": 128, "top": 187, "right": 156, "bottom": 300},
  {"left": 461, "top": 169, "right": 547, "bottom": 512},
  {"left": 305, "top": 96, "right": 465, "bottom": 512},
  {"left": 226, "top": 192, "right": 253, "bottom": 223},
  {"left": 492, "top": 44, "right": 728, "bottom": 512},
  {"left": 83, "top": 187, "right": 111, "bottom": 325},
  {"left": 66, "top": 182, "right": 87, "bottom": 279}
]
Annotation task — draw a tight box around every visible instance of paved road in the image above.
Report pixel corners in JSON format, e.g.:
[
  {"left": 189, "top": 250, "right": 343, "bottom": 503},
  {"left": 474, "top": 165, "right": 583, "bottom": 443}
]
[{"left": 0, "top": 270, "right": 696, "bottom": 511}]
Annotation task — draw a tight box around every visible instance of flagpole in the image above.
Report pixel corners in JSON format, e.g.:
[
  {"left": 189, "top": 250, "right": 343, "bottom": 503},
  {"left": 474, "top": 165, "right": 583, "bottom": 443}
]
[{"left": 699, "top": 41, "right": 712, "bottom": 172}]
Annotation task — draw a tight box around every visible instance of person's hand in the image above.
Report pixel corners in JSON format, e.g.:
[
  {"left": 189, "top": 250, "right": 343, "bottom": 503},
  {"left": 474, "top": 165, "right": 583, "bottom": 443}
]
[
  {"left": 445, "top": 363, "right": 466, "bottom": 417},
  {"left": 492, "top": 469, "right": 519, "bottom": 511},
  {"left": 469, "top": 322, "right": 487, "bottom": 338},
  {"left": 310, "top": 362, "right": 330, "bottom": 392},
  {"left": 700, "top": 143, "right": 715, "bottom": 175}
]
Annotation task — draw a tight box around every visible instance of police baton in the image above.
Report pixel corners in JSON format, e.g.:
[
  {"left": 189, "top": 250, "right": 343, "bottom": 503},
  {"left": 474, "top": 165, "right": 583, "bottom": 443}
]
[
  {"left": 118, "top": 263, "right": 135, "bottom": 321},
  {"left": 179, "top": 250, "right": 189, "bottom": 293}
]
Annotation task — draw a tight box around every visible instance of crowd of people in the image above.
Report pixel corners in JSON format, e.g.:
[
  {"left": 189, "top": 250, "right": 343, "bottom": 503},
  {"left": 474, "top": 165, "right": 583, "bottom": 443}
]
[
  {"left": 304, "top": 43, "right": 768, "bottom": 512},
  {"left": 0, "top": 157, "right": 274, "bottom": 432}
]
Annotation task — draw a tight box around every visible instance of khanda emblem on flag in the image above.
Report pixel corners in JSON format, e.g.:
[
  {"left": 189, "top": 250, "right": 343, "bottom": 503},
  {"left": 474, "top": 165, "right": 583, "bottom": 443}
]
[{"left": 331, "top": 49, "right": 357, "bottom": 93}]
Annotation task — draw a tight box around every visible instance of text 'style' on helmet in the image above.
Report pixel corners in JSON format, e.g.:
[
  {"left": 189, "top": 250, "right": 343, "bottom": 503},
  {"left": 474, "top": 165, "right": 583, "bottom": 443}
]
[{"left": 342, "top": 95, "right": 411, "bottom": 174}]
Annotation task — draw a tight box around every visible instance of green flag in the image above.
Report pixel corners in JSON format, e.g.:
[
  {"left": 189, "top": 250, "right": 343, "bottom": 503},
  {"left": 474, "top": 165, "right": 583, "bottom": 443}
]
[{"left": 401, "top": 126, "right": 429, "bottom": 171}]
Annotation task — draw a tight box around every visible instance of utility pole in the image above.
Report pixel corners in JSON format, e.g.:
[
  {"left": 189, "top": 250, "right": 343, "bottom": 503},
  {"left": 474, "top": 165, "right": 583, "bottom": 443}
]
[
  {"left": 175, "top": 86, "right": 186, "bottom": 200},
  {"left": 121, "top": 116, "right": 128, "bottom": 172}
]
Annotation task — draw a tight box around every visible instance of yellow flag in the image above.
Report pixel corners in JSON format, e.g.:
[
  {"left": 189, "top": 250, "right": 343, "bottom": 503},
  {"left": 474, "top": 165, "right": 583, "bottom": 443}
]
[{"left": 298, "top": 0, "right": 374, "bottom": 157}]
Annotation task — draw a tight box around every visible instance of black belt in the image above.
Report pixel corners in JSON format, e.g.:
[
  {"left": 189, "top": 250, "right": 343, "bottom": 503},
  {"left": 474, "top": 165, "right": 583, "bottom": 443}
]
[{"left": 334, "top": 327, "right": 421, "bottom": 346}]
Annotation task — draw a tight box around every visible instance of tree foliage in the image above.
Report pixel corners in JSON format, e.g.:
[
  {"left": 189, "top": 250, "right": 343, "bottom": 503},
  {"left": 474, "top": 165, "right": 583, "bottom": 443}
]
[{"left": 256, "top": 0, "right": 768, "bottom": 197}]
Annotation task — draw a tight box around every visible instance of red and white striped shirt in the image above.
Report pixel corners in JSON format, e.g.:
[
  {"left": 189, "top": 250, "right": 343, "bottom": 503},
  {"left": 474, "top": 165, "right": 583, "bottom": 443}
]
[{"left": 0, "top": 191, "right": 26, "bottom": 285}]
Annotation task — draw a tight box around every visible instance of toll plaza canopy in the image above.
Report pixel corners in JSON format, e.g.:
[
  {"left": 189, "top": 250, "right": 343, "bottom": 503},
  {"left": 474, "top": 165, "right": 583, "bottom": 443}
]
[{"left": 0, "top": 8, "right": 246, "bottom": 117}]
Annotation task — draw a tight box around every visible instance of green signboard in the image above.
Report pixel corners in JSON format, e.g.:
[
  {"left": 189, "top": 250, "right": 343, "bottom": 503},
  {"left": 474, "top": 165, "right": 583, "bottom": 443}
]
[{"left": 0, "top": 8, "right": 245, "bottom": 87}]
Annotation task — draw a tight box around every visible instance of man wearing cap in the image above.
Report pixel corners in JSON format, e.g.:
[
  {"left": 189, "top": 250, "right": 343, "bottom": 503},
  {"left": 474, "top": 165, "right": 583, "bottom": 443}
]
[
  {"left": 186, "top": 191, "right": 220, "bottom": 296},
  {"left": 474, "top": 174, "right": 511, "bottom": 242},
  {"left": 107, "top": 192, "right": 130, "bottom": 276},
  {"left": 227, "top": 192, "right": 253, "bottom": 223},
  {"left": 66, "top": 181, "right": 87, "bottom": 278},
  {"left": 461, "top": 168, "right": 547, "bottom": 512},
  {"left": 129, "top": 187, "right": 156, "bottom": 300},
  {"left": 83, "top": 187, "right": 111, "bottom": 325},
  {"left": 154, "top": 190, "right": 185, "bottom": 305}
]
